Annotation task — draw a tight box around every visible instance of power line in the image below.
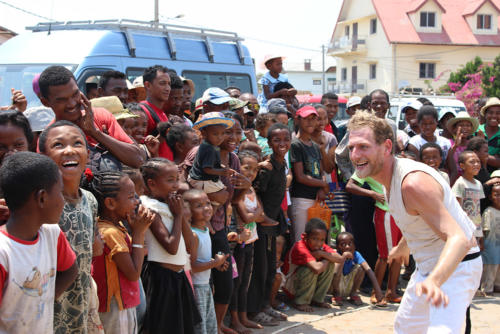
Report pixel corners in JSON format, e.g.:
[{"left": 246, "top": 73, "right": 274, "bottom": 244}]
[{"left": 0, "top": 0, "right": 54, "bottom": 21}]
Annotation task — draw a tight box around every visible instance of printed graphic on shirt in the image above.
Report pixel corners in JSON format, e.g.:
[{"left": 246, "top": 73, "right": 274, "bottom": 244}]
[
  {"left": 462, "top": 187, "right": 482, "bottom": 227},
  {"left": 14, "top": 266, "right": 56, "bottom": 319}
]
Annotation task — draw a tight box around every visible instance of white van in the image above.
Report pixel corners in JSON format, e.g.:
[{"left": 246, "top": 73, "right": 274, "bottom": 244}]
[{"left": 388, "top": 96, "right": 467, "bottom": 130}]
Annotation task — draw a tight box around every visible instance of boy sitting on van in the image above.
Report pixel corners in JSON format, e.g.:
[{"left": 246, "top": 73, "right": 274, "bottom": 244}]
[{"left": 257, "top": 56, "right": 295, "bottom": 113}]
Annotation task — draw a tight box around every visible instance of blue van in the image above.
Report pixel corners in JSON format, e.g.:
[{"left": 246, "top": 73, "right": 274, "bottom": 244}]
[{"left": 0, "top": 19, "right": 257, "bottom": 108}]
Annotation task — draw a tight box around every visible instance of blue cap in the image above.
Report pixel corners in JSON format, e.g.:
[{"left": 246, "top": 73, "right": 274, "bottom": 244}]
[{"left": 202, "top": 87, "right": 231, "bottom": 105}]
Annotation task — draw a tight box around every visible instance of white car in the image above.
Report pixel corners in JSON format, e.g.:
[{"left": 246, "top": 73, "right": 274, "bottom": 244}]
[{"left": 388, "top": 96, "right": 466, "bottom": 130}]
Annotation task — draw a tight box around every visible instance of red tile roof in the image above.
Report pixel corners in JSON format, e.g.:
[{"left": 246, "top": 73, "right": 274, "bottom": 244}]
[{"left": 372, "top": 0, "right": 500, "bottom": 45}]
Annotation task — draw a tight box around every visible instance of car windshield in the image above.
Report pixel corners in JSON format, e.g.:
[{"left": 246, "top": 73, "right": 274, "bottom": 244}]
[{"left": 0, "top": 64, "right": 75, "bottom": 109}]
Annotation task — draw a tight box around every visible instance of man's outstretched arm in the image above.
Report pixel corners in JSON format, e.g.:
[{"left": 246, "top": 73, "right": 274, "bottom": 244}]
[{"left": 401, "top": 171, "right": 472, "bottom": 307}]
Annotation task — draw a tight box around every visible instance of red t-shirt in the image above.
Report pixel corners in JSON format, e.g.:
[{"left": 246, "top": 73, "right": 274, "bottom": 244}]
[
  {"left": 282, "top": 234, "right": 335, "bottom": 275},
  {"left": 140, "top": 100, "right": 168, "bottom": 135},
  {"left": 88, "top": 107, "right": 134, "bottom": 146},
  {"left": 45, "top": 107, "right": 134, "bottom": 148},
  {"left": 324, "top": 123, "right": 333, "bottom": 134},
  {"left": 139, "top": 100, "right": 174, "bottom": 161}
]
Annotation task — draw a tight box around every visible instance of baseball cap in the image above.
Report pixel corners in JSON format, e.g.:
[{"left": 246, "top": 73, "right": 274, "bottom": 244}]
[
  {"left": 267, "top": 98, "right": 288, "bottom": 114},
  {"left": 438, "top": 107, "right": 457, "bottom": 122},
  {"left": 296, "top": 105, "right": 318, "bottom": 118},
  {"left": 229, "top": 98, "right": 248, "bottom": 111},
  {"left": 347, "top": 96, "right": 362, "bottom": 109},
  {"left": 202, "top": 87, "right": 231, "bottom": 105},
  {"left": 132, "top": 76, "right": 144, "bottom": 89},
  {"left": 23, "top": 106, "right": 55, "bottom": 132},
  {"left": 401, "top": 100, "right": 423, "bottom": 113},
  {"left": 91, "top": 96, "right": 138, "bottom": 121}
]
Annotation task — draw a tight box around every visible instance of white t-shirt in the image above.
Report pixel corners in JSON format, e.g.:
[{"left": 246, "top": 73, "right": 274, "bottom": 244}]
[
  {"left": 408, "top": 134, "right": 452, "bottom": 159},
  {"left": 0, "top": 224, "right": 76, "bottom": 333},
  {"left": 140, "top": 195, "right": 188, "bottom": 266},
  {"left": 451, "top": 176, "right": 485, "bottom": 237}
]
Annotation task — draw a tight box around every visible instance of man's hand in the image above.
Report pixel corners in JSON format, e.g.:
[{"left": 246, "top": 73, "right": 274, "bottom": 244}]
[
  {"left": 416, "top": 277, "right": 449, "bottom": 307},
  {"left": 11, "top": 88, "right": 27, "bottom": 112},
  {"left": 144, "top": 135, "right": 160, "bottom": 157},
  {"left": 311, "top": 250, "right": 325, "bottom": 260},
  {"left": 388, "top": 241, "right": 409, "bottom": 265},
  {"left": 79, "top": 93, "right": 98, "bottom": 136}
]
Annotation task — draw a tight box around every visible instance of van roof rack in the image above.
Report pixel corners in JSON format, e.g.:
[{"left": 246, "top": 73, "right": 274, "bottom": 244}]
[{"left": 25, "top": 19, "right": 246, "bottom": 63}]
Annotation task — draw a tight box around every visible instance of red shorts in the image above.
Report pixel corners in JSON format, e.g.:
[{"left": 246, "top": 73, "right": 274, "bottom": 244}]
[{"left": 373, "top": 207, "right": 402, "bottom": 259}]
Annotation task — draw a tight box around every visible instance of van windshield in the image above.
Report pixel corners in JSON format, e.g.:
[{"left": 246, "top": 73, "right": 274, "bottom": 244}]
[{"left": 0, "top": 64, "right": 75, "bottom": 108}]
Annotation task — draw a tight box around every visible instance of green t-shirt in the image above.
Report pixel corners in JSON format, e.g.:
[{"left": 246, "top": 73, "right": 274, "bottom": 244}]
[
  {"left": 351, "top": 173, "right": 389, "bottom": 211},
  {"left": 477, "top": 124, "right": 500, "bottom": 156}
]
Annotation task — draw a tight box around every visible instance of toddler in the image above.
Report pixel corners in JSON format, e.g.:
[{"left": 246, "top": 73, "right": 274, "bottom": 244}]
[
  {"left": 257, "top": 56, "right": 294, "bottom": 113},
  {"left": 331, "top": 232, "right": 383, "bottom": 306},
  {"left": 185, "top": 189, "right": 229, "bottom": 334},
  {"left": 188, "top": 112, "right": 235, "bottom": 207},
  {"left": 420, "top": 142, "right": 450, "bottom": 184}
]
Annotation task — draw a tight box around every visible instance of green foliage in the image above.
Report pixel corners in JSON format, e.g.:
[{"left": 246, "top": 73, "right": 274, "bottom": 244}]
[
  {"left": 448, "top": 56, "right": 483, "bottom": 85},
  {"left": 481, "top": 55, "right": 500, "bottom": 98}
]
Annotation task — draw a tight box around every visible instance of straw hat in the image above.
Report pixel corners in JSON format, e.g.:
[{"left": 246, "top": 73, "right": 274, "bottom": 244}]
[
  {"left": 480, "top": 97, "right": 500, "bottom": 117},
  {"left": 90, "top": 96, "right": 138, "bottom": 121},
  {"left": 193, "top": 112, "right": 234, "bottom": 130},
  {"left": 446, "top": 111, "right": 479, "bottom": 133}
]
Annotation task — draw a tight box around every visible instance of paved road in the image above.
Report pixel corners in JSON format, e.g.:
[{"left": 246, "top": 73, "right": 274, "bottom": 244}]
[{"left": 257, "top": 293, "right": 500, "bottom": 334}]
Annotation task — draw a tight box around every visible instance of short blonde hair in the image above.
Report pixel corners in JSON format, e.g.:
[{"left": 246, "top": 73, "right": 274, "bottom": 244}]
[{"left": 347, "top": 110, "right": 394, "bottom": 147}]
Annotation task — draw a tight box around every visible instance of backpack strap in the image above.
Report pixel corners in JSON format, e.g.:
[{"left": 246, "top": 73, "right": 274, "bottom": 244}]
[{"left": 140, "top": 102, "right": 161, "bottom": 136}]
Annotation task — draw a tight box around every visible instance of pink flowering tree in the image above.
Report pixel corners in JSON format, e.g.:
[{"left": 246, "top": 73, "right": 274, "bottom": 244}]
[{"left": 447, "top": 56, "right": 499, "bottom": 116}]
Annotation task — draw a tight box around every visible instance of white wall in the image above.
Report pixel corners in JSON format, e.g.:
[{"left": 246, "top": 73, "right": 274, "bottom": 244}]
[{"left": 286, "top": 72, "right": 337, "bottom": 95}]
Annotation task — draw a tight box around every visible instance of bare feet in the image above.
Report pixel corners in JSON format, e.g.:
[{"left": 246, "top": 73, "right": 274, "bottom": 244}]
[
  {"left": 311, "top": 301, "right": 333, "bottom": 309},
  {"left": 229, "top": 322, "right": 251, "bottom": 334},
  {"left": 294, "top": 303, "right": 314, "bottom": 312},
  {"left": 240, "top": 319, "right": 262, "bottom": 329},
  {"left": 221, "top": 324, "right": 238, "bottom": 334}
]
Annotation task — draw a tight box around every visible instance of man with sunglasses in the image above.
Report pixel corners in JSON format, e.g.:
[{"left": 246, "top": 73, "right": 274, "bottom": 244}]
[{"left": 240, "top": 93, "right": 260, "bottom": 118}]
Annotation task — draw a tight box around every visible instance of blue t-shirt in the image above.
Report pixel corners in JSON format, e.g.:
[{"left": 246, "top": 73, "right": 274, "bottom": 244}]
[
  {"left": 342, "top": 250, "right": 365, "bottom": 275},
  {"left": 257, "top": 72, "right": 288, "bottom": 111}
]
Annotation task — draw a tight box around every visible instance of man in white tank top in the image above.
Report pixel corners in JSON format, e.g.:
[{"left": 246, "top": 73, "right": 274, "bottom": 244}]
[{"left": 347, "top": 111, "right": 481, "bottom": 334}]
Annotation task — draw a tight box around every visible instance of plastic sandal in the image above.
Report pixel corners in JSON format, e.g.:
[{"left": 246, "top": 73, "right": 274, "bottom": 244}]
[
  {"left": 263, "top": 307, "right": 287, "bottom": 321},
  {"left": 348, "top": 295, "right": 363, "bottom": 306},
  {"left": 332, "top": 296, "right": 343, "bottom": 306},
  {"left": 275, "top": 302, "right": 290, "bottom": 311},
  {"left": 251, "top": 312, "right": 279, "bottom": 327}
]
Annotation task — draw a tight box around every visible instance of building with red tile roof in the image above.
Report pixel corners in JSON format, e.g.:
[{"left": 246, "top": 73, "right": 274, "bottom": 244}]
[{"left": 329, "top": 0, "right": 500, "bottom": 95}]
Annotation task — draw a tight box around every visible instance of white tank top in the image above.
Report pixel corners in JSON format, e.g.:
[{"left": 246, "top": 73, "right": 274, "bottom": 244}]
[
  {"left": 388, "top": 158, "right": 478, "bottom": 275},
  {"left": 140, "top": 195, "right": 188, "bottom": 266}
]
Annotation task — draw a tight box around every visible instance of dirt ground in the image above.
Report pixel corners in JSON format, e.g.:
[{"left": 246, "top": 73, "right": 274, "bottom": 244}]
[{"left": 255, "top": 293, "right": 500, "bottom": 334}]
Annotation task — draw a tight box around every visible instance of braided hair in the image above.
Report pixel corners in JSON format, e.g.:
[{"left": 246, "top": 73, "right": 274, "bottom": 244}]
[
  {"left": 140, "top": 157, "right": 176, "bottom": 190},
  {"left": 84, "top": 170, "right": 126, "bottom": 215}
]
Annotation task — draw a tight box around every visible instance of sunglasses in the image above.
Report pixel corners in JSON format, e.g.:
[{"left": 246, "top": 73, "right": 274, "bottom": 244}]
[{"left": 247, "top": 103, "right": 260, "bottom": 111}]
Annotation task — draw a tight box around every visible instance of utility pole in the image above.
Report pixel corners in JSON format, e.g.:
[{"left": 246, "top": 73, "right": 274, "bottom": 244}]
[
  {"left": 154, "top": 0, "right": 159, "bottom": 28},
  {"left": 322, "top": 44, "right": 326, "bottom": 94}
]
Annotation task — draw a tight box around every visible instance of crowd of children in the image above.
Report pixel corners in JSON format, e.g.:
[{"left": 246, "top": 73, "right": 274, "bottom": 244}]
[{"left": 0, "top": 57, "right": 499, "bottom": 334}]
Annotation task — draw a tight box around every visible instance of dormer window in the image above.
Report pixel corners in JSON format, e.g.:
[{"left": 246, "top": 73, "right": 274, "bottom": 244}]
[
  {"left": 420, "top": 12, "right": 436, "bottom": 27},
  {"left": 477, "top": 14, "right": 492, "bottom": 29}
]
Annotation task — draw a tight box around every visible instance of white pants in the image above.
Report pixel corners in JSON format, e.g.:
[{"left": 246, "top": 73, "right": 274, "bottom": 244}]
[
  {"left": 290, "top": 197, "right": 316, "bottom": 243},
  {"left": 394, "top": 256, "right": 482, "bottom": 334}
]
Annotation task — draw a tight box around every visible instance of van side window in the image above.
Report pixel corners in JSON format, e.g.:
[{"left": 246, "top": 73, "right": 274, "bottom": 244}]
[
  {"left": 182, "top": 71, "right": 252, "bottom": 100},
  {"left": 76, "top": 68, "right": 114, "bottom": 96},
  {"left": 126, "top": 68, "right": 145, "bottom": 85}
]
